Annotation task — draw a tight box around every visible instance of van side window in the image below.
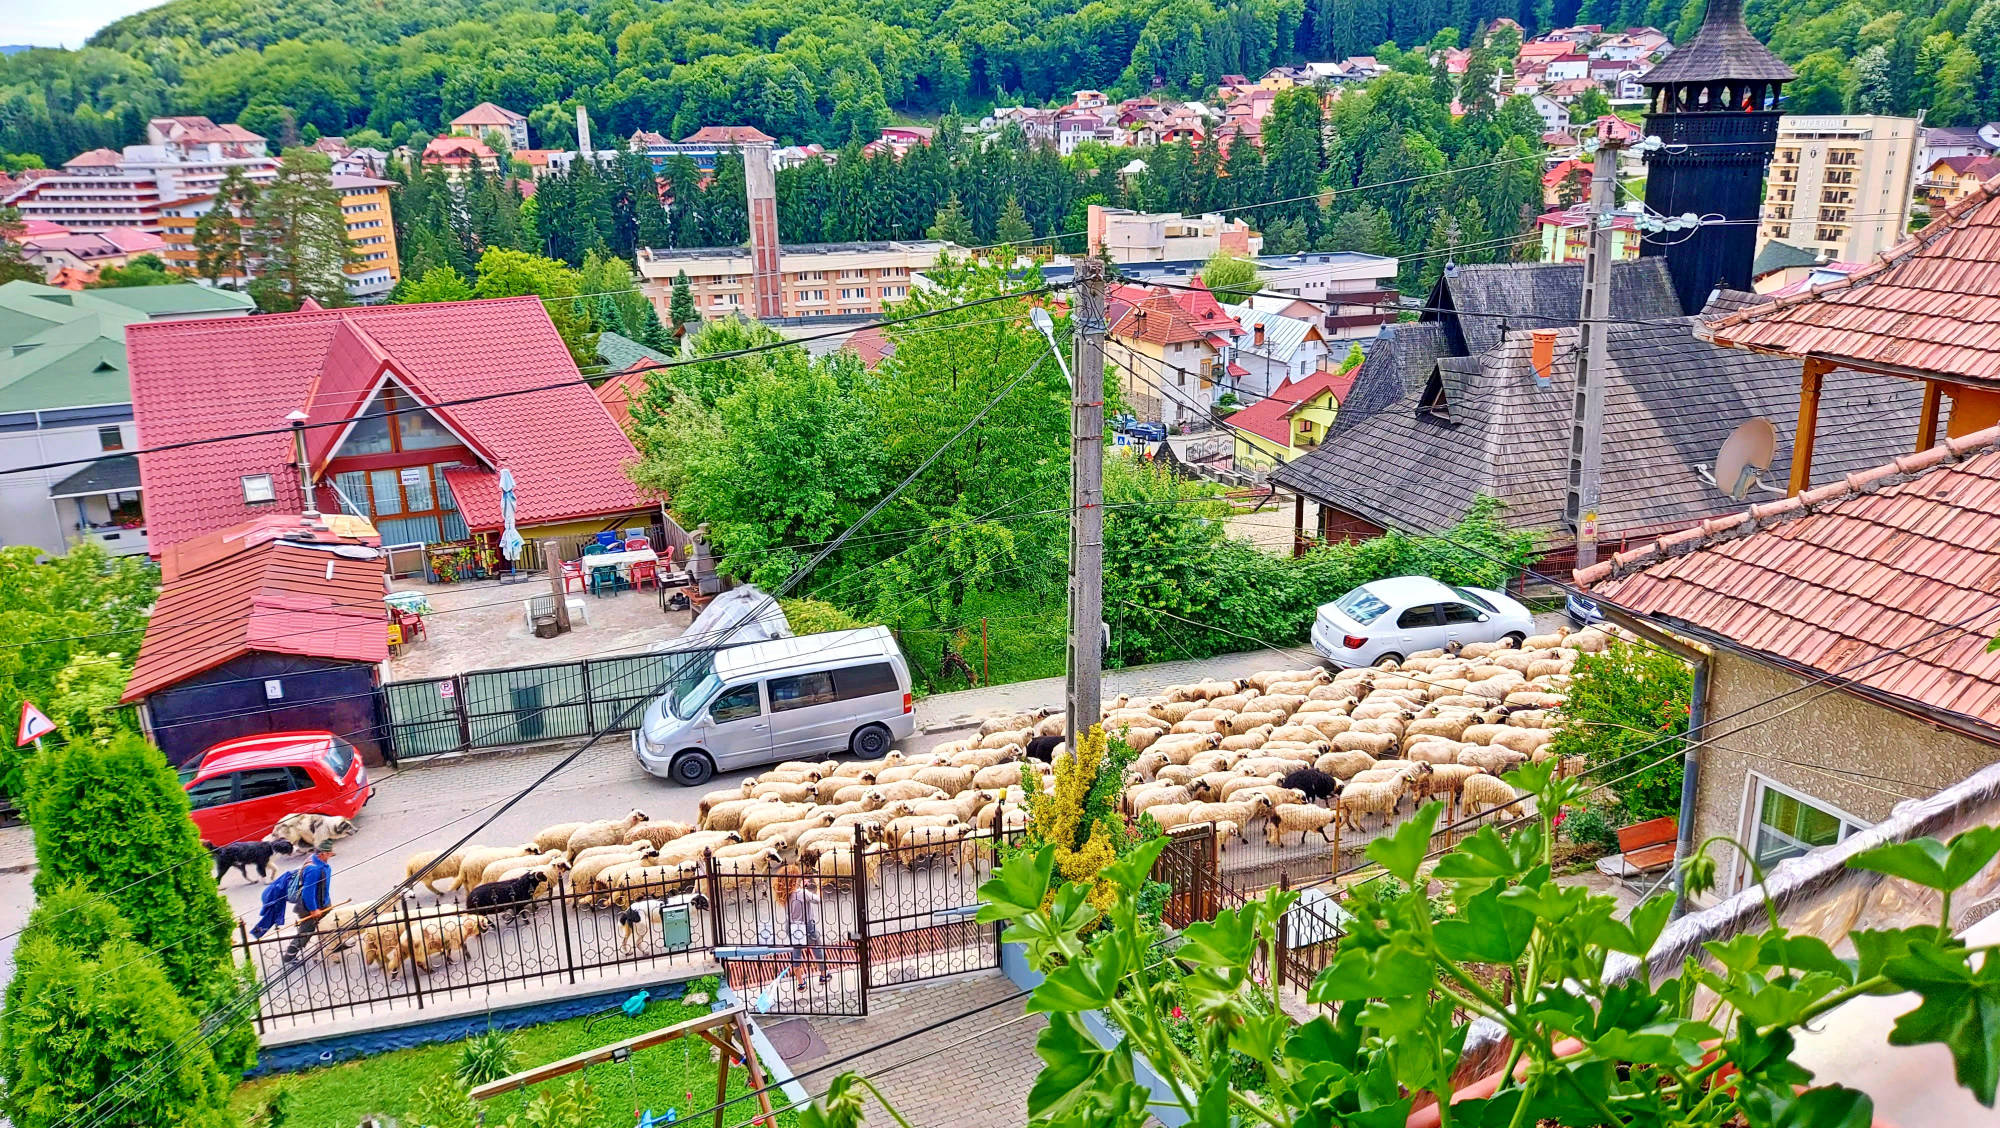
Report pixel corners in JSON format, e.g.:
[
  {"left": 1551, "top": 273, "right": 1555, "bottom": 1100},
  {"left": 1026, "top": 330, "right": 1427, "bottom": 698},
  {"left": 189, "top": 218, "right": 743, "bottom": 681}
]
[
  {"left": 833, "top": 663, "right": 899, "bottom": 700},
  {"left": 769, "top": 672, "right": 837, "bottom": 712},
  {"left": 710, "top": 684, "right": 762, "bottom": 724}
]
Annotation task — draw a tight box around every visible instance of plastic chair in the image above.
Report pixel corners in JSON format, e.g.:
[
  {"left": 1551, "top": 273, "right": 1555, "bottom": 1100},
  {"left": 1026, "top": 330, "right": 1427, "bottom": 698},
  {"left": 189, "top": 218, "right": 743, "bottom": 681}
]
[
  {"left": 395, "top": 609, "right": 427, "bottom": 642},
  {"left": 560, "top": 559, "right": 585, "bottom": 593},
  {"left": 629, "top": 559, "right": 658, "bottom": 591},
  {"left": 624, "top": 527, "right": 647, "bottom": 541},
  {"left": 625, "top": 536, "right": 651, "bottom": 551},
  {"left": 582, "top": 542, "right": 607, "bottom": 556},
  {"left": 590, "top": 564, "right": 622, "bottom": 597},
  {"left": 594, "top": 531, "right": 621, "bottom": 550}
]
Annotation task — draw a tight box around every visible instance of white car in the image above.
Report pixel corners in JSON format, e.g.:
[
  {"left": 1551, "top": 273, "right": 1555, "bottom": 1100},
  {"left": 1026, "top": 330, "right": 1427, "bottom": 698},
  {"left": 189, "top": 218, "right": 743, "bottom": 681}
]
[{"left": 1310, "top": 576, "right": 1535, "bottom": 668}]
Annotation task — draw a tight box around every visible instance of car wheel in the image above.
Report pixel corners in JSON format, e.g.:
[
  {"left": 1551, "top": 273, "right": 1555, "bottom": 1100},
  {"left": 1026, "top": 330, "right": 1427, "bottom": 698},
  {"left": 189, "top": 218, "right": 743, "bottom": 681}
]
[
  {"left": 668, "top": 750, "right": 715, "bottom": 787},
  {"left": 1503, "top": 632, "right": 1527, "bottom": 648},
  {"left": 1374, "top": 653, "right": 1402, "bottom": 668},
  {"left": 850, "top": 723, "right": 893, "bottom": 758}
]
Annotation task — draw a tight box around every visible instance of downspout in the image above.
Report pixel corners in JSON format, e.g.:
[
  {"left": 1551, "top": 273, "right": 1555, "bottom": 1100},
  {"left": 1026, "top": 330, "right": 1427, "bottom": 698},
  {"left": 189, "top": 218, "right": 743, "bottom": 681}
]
[{"left": 1591, "top": 604, "right": 1711, "bottom": 917}]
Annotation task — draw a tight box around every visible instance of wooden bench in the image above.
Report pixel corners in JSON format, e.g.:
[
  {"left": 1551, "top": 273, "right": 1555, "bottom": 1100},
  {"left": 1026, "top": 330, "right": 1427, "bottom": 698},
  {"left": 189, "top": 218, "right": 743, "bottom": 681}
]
[{"left": 1595, "top": 815, "right": 1678, "bottom": 879}]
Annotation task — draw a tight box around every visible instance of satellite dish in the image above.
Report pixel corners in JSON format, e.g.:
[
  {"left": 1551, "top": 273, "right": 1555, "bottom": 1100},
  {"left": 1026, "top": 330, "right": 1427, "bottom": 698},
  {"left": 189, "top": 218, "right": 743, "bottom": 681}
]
[{"left": 1712, "top": 418, "right": 1777, "bottom": 500}]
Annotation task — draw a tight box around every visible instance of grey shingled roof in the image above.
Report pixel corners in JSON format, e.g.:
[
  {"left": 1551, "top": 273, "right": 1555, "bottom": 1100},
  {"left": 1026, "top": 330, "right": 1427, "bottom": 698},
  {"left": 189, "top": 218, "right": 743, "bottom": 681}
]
[
  {"left": 1639, "top": 0, "right": 1795, "bottom": 84},
  {"left": 1752, "top": 240, "right": 1820, "bottom": 277},
  {"left": 1335, "top": 322, "right": 1450, "bottom": 430},
  {"left": 595, "top": 330, "right": 674, "bottom": 374},
  {"left": 1699, "top": 288, "right": 1768, "bottom": 321},
  {"left": 1425, "top": 259, "right": 1681, "bottom": 357},
  {"left": 1271, "top": 319, "right": 1927, "bottom": 538}
]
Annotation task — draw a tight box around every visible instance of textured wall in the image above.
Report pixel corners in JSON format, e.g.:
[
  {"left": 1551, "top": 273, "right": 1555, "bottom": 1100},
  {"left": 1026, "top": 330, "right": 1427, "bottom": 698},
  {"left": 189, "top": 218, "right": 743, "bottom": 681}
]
[{"left": 1693, "top": 651, "right": 1999, "bottom": 892}]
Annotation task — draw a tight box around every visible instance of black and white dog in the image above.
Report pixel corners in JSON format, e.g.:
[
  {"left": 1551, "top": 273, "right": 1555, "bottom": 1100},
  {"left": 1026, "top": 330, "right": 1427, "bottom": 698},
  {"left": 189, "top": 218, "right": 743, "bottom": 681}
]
[{"left": 205, "top": 837, "right": 295, "bottom": 883}]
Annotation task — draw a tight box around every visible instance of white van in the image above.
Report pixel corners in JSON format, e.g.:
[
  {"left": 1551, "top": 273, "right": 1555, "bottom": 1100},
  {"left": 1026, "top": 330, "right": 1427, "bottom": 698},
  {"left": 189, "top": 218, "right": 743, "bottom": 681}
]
[{"left": 634, "top": 626, "right": 916, "bottom": 786}]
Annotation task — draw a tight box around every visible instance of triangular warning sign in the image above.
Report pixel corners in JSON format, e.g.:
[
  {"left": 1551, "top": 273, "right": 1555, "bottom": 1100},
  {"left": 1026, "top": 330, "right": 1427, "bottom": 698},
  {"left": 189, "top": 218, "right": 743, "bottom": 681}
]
[{"left": 17, "top": 702, "right": 55, "bottom": 747}]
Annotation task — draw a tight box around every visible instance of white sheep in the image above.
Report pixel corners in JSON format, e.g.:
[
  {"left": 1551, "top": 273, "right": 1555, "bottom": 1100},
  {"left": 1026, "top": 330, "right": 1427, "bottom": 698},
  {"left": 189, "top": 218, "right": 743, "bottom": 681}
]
[
  {"left": 1456, "top": 746, "right": 1528, "bottom": 775},
  {"left": 1460, "top": 774, "right": 1524, "bottom": 819},
  {"left": 1335, "top": 782, "right": 1402, "bottom": 830},
  {"left": 1266, "top": 803, "right": 1340, "bottom": 846}
]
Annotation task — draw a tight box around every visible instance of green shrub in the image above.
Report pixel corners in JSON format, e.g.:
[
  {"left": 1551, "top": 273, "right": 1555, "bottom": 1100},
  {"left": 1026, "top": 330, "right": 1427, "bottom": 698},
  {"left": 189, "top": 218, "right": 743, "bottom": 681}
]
[
  {"left": 455, "top": 1027, "right": 521, "bottom": 1086},
  {"left": 26, "top": 732, "right": 253, "bottom": 1070},
  {"left": 0, "top": 932, "right": 234, "bottom": 1128},
  {"left": 1561, "top": 803, "right": 1622, "bottom": 857},
  {"left": 779, "top": 598, "right": 867, "bottom": 636},
  {"left": 1546, "top": 641, "right": 1694, "bottom": 821}
]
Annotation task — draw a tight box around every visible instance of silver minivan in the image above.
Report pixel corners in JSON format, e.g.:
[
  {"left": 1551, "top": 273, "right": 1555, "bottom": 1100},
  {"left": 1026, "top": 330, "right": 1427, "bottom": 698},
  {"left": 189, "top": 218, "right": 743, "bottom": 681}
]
[{"left": 634, "top": 626, "right": 916, "bottom": 786}]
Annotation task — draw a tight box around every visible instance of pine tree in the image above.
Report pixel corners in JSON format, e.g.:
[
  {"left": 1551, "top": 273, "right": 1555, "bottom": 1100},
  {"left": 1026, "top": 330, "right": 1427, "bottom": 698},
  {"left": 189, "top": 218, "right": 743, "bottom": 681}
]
[
  {"left": 246, "top": 150, "right": 355, "bottom": 311},
  {"left": 928, "top": 192, "right": 976, "bottom": 245},
  {"left": 994, "top": 195, "right": 1033, "bottom": 247},
  {"left": 1850, "top": 44, "right": 1894, "bottom": 113},
  {"left": 0, "top": 209, "right": 39, "bottom": 284},
  {"left": 632, "top": 293, "right": 672, "bottom": 349},
  {"left": 191, "top": 166, "right": 256, "bottom": 286},
  {"left": 669, "top": 269, "right": 698, "bottom": 332},
  {"left": 662, "top": 155, "right": 705, "bottom": 248}
]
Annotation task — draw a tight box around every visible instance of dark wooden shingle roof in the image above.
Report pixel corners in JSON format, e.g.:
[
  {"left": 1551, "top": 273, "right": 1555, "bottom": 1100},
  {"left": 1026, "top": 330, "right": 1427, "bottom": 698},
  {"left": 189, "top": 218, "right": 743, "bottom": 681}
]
[
  {"left": 1639, "top": 0, "right": 1795, "bottom": 85},
  {"left": 1427, "top": 259, "right": 1681, "bottom": 357},
  {"left": 1272, "top": 319, "right": 1929, "bottom": 538}
]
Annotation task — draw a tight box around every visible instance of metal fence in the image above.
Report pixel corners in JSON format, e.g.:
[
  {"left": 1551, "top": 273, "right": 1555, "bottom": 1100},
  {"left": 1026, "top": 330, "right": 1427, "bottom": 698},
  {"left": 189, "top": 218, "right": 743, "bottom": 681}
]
[
  {"left": 237, "top": 820, "right": 1020, "bottom": 1029},
  {"left": 378, "top": 648, "right": 710, "bottom": 761}
]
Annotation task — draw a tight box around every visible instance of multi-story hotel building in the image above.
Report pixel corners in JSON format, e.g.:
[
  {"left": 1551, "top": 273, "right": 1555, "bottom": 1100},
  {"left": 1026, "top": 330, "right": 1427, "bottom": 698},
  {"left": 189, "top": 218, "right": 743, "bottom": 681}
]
[
  {"left": 635, "top": 240, "right": 954, "bottom": 321},
  {"left": 1760, "top": 115, "right": 1919, "bottom": 263}
]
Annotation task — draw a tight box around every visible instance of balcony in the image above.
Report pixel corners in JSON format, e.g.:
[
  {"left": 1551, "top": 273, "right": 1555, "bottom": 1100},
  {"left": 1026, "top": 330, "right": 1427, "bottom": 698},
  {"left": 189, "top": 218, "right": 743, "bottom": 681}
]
[{"left": 49, "top": 455, "right": 149, "bottom": 558}]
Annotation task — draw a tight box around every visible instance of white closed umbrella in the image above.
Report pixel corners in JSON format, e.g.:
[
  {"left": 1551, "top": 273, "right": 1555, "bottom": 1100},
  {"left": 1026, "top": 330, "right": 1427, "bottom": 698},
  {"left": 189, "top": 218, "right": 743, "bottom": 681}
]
[{"left": 498, "top": 468, "right": 525, "bottom": 563}]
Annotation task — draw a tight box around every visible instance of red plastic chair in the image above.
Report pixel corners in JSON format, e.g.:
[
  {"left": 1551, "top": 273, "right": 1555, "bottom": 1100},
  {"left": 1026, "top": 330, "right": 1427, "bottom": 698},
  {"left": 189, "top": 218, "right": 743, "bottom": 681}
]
[
  {"left": 625, "top": 536, "right": 651, "bottom": 551},
  {"left": 561, "top": 559, "right": 586, "bottom": 593},
  {"left": 628, "top": 560, "right": 659, "bottom": 591}
]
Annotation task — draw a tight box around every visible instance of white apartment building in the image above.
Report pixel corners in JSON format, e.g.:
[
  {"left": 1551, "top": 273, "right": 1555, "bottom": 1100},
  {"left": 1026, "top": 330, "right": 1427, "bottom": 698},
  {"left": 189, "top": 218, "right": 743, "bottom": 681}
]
[
  {"left": 1760, "top": 114, "right": 1920, "bottom": 263},
  {"left": 1086, "top": 204, "right": 1263, "bottom": 263},
  {"left": 2, "top": 117, "right": 277, "bottom": 234},
  {"left": 636, "top": 241, "right": 957, "bottom": 320}
]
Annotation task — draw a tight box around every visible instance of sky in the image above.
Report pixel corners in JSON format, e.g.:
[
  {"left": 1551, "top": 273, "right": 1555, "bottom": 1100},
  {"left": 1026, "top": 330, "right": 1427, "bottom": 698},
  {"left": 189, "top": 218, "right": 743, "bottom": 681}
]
[{"left": 7, "top": 0, "right": 173, "bottom": 48}]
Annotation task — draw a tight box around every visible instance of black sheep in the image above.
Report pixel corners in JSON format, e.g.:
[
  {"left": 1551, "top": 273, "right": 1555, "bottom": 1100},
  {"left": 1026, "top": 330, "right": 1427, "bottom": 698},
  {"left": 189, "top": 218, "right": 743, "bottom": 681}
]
[
  {"left": 1024, "top": 735, "right": 1064, "bottom": 763},
  {"left": 1278, "top": 766, "right": 1340, "bottom": 805},
  {"left": 206, "top": 837, "right": 294, "bottom": 883},
  {"left": 466, "top": 870, "right": 551, "bottom": 918}
]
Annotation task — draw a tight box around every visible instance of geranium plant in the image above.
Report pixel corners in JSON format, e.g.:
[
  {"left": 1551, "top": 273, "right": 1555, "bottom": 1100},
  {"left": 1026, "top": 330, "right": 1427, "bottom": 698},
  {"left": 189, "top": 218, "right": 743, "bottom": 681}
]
[{"left": 805, "top": 761, "right": 2000, "bottom": 1128}]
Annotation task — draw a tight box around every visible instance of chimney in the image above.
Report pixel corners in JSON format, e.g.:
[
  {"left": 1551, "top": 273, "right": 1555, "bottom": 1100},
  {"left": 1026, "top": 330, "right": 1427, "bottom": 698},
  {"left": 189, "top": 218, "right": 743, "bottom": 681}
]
[
  {"left": 575, "top": 105, "right": 592, "bottom": 156},
  {"left": 1253, "top": 323, "right": 1266, "bottom": 347},
  {"left": 1530, "top": 328, "right": 1558, "bottom": 387},
  {"left": 742, "top": 140, "right": 783, "bottom": 321}
]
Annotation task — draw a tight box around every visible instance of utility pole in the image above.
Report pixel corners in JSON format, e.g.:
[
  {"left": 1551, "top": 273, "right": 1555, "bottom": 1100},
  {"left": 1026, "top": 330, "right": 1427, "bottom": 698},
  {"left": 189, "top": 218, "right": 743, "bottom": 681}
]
[
  {"left": 1066, "top": 257, "right": 1107, "bottom": 750},
  {"left": 1564, "top": 131, "right": 1622, "bottom": 571}
]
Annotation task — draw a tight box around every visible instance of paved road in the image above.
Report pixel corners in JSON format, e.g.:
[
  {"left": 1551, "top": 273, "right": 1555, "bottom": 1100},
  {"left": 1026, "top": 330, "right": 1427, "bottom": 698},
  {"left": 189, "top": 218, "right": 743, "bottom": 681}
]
[{"left": 0, "top": 646, "right": 1307, "bottom": 979}]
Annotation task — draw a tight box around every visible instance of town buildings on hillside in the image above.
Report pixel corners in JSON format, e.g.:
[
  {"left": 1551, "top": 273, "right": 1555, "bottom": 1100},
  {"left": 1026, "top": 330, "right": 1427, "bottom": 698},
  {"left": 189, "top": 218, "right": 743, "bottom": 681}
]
[
  {"left": 0, "top": 280, "right": 255, "bottom": 556},
  {"left": 2, "top": 116, "right": 279, "bottom": 232},
  {"left": 636, "top": 240, "right": 945, "bottom": 321},
  {"left": 153, "top": 173, "right": 402, "bottom": 299},
  {"left": 1086, "top": 204, "right": 1260, "bottom": 263}
]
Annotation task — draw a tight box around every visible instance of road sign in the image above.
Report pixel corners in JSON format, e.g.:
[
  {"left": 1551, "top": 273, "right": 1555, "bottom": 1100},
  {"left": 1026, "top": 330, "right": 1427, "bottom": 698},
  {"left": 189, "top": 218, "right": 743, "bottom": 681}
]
[{"left": 17, "top": 701, "right": 55, "bottom": 747}]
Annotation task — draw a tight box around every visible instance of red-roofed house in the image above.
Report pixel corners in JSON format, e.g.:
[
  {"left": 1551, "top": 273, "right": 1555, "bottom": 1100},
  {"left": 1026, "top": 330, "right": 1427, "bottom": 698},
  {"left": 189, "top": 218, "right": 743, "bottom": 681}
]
[
  {"left": 421, "top": 136, "right": 500, "bottom": 178},
  {"left": 1542, "top": 157, "right": 1593, "bottom": 206},
  {"left": 122, "top": 512, "right": 394, "bottom": 766},
  {"left": 126, "top": 297, "right": 654, "bottom": 560},
  {"left": 681, "top": 126, "right": 777, "bottom": 146},
  {"left": 1575, "top": 424, "right": 2000, "bottom": 894},
  {"left": 450, "top": 102, "right": 530, "bottom": 151},
  {"left": 1227, "top": 365, "right": 1359, "bottom": 469},
  {"left": 1106, "top": 284, "right": 1246, "bottom": 430}
]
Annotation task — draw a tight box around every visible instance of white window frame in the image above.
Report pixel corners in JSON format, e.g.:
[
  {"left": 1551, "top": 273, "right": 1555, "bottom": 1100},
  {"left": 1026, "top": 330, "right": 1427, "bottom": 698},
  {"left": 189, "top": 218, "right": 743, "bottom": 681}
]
[
  {"left": 241, "top": 474, "right": 276, "bottom": 504},
  {"left": 1733, "top": 772, "right": 1869, "bottom": 893}
]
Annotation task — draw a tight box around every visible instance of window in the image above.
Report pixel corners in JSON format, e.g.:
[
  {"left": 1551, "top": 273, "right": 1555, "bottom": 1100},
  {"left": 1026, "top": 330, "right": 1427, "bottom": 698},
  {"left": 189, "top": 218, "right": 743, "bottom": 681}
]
[
  {"left": 97, "top": 426, "right": 123, "bottom": 451},
  {"left": 1441, "top": 601, "right": 1485, "bottom": 624},
  {"left": 236, "top": 767, "right": 301, "bottom": 801},
  {"left": 769, "top": 672, "right": 837, "bottom": 712},
  {"left": 1750, "top": 779, "right": 1864, "bottom": 869},
  {"left": 241, "top": 474, "right": 276, "bottom": 504},
  {"left": 324, "top": 739, "right": 356, "bottom": 779},
  {"left": 1450, "top": 586, "right": 1497, "bottom": 612},
  {"left": 1334, "top": 587, "right": 1389, "bottom": 625},
  {"left": 833, "top": 663, "right": 900, "bottom": 700},
  {"left": 186, "top": 774, "right": 236, "bottom": 809},
  {"left": 1396, "top": 604, "right": 1442, "bottom": 628},
  {"left": 710, "top": 684, "right": 762, "bottom": 724}
]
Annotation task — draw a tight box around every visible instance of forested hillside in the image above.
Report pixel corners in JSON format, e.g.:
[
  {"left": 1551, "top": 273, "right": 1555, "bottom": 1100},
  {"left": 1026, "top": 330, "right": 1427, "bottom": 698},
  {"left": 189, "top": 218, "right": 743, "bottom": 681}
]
[{"left": 6, "top": 0, "right": 1996, "bottom": 188}]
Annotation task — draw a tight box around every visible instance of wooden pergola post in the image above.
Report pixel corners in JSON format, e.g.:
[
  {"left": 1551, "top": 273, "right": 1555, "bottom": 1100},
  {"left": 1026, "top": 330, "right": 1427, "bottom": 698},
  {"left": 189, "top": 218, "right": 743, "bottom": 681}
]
[
  {"left": 1918, "top": 379, "right": 1943, "bottom": 451},
  {"left": 1292, "top": 491, "right": 1306, "bottom": 557},
  {"left": 1788, "top": 358, "right": 1831, "bottom": 496}
]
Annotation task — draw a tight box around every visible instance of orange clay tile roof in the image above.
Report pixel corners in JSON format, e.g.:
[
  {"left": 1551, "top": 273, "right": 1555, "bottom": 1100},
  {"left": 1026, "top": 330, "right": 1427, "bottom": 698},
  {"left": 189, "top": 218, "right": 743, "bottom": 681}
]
[
  {"left": 1574, "top": 424, "right": 2000, "bottom": 728},
  {"left": 1700, "top": 174, "right": 2000, "bottom": 386}
]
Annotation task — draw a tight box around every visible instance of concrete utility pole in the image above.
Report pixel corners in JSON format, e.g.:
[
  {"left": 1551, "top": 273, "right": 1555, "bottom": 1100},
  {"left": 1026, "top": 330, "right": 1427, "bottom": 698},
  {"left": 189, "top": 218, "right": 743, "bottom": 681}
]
[
  {"left": 1066, "top": 257, "right": 1108, "bottom": 750},
  {"left": 1564, "top": 132, "right": 1623, "bottom": 571}
]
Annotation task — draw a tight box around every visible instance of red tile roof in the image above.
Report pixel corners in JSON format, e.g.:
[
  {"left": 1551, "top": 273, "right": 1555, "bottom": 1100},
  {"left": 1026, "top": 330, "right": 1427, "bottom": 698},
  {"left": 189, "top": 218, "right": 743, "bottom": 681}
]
[
  {"left": 127, "top": 297, "right": 649, "bottom": 551},
  {"left": 842, "top": 324, "right": 895, "bottom": 368},
  {"left": 1701, "top": 174, "right": 2000, "bottom": 384},
  {"left": 681, "top": 126, "right": 776, "bottom": 145},
  {"left": 64, "top": 149, "right": 124, "bottom": 168},
  {"left": 1226, "top": 367, "right": 1359, "bottom": 445},
  {"left": 1575, "top": 425, "right": 2000, "bottom": 729},
  {"left": 124, "top": 516, "right": 388, "bottom": 702},
  {"left": 1113, "top": 295, "right": 1210, "bottom": 345}
]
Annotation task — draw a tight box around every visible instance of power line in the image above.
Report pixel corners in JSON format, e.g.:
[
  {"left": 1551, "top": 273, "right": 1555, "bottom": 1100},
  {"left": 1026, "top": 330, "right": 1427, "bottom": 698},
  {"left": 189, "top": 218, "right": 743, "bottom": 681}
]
[{"left": 2, "top": 284, "right": 1057, "bottom": 481}]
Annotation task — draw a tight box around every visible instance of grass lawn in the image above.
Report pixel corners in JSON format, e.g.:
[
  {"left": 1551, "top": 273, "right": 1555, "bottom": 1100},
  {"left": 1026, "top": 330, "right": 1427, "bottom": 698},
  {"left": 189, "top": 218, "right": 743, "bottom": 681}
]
[
  {"left": 892, "top": 587, "right": 1068, "bottom": 694},
  {"left": 231, "top": 977, "right": 800, "bottom": 1128}
]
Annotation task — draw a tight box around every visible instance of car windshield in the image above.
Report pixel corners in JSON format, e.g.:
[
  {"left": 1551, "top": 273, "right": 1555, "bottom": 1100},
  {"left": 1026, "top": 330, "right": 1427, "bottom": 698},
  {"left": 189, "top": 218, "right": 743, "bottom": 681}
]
[
  {"left": 1451, "top": 586, "right": 1497, "bottom": 613},
  {"left": 669, "top": 661, "right": 722, "bottom": 720},
  {"left": 1334, "top": 586, "right": 1391, "bottom": 625}
]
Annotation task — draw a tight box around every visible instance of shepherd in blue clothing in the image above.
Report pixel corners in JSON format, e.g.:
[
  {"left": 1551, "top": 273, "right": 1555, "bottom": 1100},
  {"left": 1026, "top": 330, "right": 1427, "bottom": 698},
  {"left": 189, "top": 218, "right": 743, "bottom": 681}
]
[
  {"left": 281, "top": 841, "right": 336, "bottom": 962},
  {"left": 249, "top": 868, "right": 297, "bottom": 939}
]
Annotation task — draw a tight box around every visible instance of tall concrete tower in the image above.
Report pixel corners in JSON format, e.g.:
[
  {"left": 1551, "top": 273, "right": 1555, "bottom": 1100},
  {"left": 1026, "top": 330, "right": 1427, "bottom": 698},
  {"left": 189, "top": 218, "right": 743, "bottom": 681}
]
[
  {"left": 742, "top": 141, "right": 784, "bottom": 321},
  {"left": 1637, "top": 0, "right": 1794, "bottom": 314},
  {"left": 575, "top": 106, "right": 592, "bottom": 156}
]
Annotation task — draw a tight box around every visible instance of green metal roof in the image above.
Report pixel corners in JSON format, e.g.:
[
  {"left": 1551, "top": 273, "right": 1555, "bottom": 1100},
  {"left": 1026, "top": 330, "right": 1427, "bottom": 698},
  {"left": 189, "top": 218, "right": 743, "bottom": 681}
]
[
  {"left": 595, "top": 330, "right": 674, "bottom": 375},
  {"left": 1751, "top": 240, "right": 1820, "bottom": 278},
  {"left": 0, "top": 281, "right": 254, "bottom": 414}
]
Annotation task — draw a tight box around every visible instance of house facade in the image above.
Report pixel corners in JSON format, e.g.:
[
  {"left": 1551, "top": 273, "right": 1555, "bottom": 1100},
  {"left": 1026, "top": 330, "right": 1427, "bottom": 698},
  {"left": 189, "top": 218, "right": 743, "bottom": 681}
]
[
  {"left": 634, "top": 241, "right": 949, "bottom": 321},
  {"left": 1105, "top": 286, "right": 1245, "bottom": 430},
  {"left": 450, "top": 103, "right": 530, "bottom": 151},
  {"left": 1218, "top": 302, "right": 1331, "bottom": 399},
  {"left": 1759, "top": 114, "right": 1920, "bottom": 264},
  {"left": 126, "top": 296, "right": 654, "bottom": 558},
  {"left": 1227, "top": 366, "right": 1357, "bottom": 470},
  {"left": 1576, "top": 426, "right": 2000, "bottom": 893},
  {"left": 1086, "top": 204, "right": 1259, "bottom": 263},
  {"left": 0, "top": 281, "right": 255, "bottom": 556}
]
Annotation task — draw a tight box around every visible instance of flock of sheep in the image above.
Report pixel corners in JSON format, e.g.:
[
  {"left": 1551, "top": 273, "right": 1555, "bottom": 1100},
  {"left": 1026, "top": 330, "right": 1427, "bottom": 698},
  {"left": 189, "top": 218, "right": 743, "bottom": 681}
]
[{"left": 326, "top": 626, "right": 1603, "bottom": 977}]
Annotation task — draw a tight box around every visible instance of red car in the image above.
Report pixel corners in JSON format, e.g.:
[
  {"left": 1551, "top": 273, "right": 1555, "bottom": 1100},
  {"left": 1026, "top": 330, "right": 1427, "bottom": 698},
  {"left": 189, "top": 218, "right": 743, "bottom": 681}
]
[{"left": 181, "top": 732, "right": 371, "bottom": 846}]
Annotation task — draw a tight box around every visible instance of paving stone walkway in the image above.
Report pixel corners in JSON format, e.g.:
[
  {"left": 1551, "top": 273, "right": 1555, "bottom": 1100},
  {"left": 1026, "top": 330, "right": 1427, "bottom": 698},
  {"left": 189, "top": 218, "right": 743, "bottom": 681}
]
[{"left": 778, "top": 972, "right": 1044, "bottom": 1128}]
